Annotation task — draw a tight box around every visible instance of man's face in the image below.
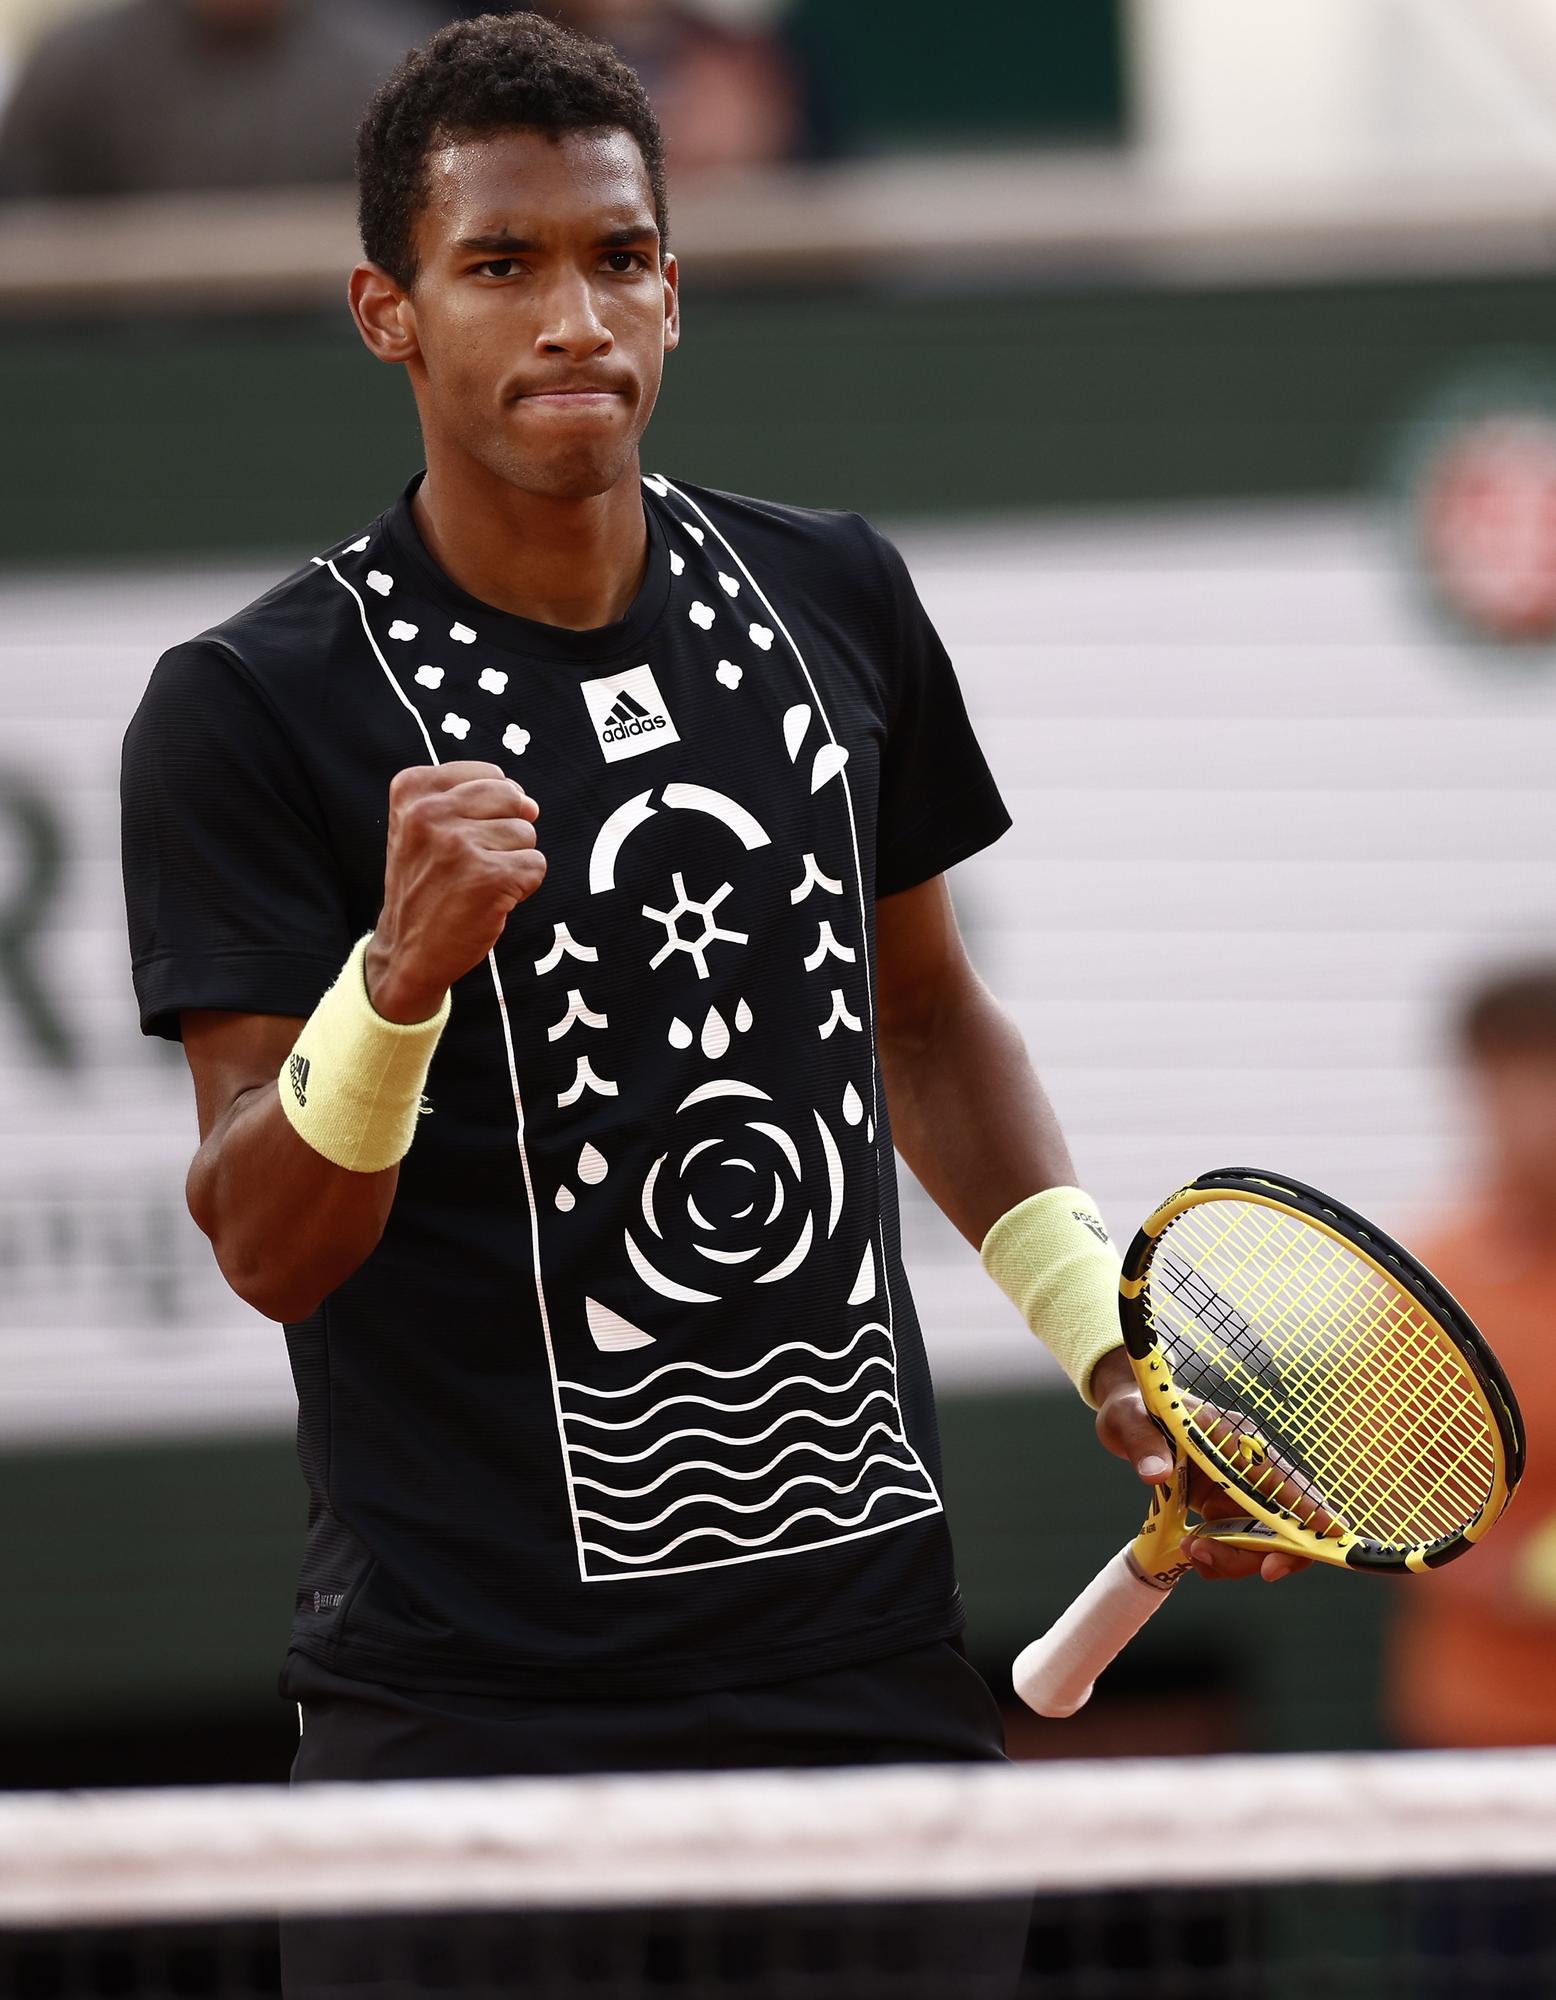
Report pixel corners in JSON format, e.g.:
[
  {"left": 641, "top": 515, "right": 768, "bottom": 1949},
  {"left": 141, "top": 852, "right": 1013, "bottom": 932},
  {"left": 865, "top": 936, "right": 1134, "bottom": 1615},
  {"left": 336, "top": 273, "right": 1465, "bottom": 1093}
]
[
  {"left": 395, "top": 127, "right": 678, "bottom": 502},
  {"left": 1473, "top": 1050, "right": 1556, "bottom": 1211}
]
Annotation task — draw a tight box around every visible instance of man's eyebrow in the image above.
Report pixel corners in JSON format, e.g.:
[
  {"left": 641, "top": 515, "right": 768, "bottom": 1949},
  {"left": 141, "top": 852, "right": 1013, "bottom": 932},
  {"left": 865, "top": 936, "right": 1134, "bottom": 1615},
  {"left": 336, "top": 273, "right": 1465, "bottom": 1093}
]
[
  {"left": 456, "top": 231, "right": 539, "bottom": 255},
  {"left": 454, "top": 222, "right": 660, "bottom": 256}
]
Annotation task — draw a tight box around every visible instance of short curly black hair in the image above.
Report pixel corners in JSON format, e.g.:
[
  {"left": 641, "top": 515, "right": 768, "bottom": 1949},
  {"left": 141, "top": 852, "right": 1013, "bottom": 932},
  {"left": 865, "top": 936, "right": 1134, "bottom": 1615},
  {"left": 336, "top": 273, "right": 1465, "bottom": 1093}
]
[{"left": 357, "top": 12, "right": 669, "bottom": 291}]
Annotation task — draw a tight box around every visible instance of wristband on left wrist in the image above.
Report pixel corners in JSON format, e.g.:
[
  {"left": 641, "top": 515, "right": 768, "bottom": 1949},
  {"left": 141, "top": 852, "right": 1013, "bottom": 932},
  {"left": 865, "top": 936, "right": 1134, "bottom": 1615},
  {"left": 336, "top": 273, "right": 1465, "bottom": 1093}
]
[{"left": 979, "top": 1185, "right": 1126, "bottom": 1408}]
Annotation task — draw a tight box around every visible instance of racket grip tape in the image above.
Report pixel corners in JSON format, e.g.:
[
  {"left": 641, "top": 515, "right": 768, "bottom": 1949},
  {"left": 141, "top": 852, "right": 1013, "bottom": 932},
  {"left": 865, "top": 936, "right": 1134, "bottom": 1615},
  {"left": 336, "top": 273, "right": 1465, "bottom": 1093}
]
[{"left": 1011, "top": 1546, "right": 1175, "bottom": 1718}]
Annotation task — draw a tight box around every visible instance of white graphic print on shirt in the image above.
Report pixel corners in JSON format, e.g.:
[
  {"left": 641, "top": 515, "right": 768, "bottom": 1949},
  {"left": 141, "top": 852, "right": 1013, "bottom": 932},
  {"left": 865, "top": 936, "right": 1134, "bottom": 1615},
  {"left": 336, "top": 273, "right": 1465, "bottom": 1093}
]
[{"left": 315, "top": 480, "right": 941, "bottom": 1582}]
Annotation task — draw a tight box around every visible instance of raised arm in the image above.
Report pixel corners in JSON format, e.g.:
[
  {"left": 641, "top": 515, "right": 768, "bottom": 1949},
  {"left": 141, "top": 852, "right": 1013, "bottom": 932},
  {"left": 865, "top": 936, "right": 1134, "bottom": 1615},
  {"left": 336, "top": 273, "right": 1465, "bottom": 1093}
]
[{"left": 181, "top": 762, "right": 545, "bottom": 1322}]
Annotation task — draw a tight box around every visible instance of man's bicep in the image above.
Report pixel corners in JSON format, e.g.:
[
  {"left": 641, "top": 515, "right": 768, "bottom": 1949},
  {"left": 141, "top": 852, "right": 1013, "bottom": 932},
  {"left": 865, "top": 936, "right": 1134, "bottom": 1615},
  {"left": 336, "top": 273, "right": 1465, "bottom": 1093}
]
[{"left": 181, "top": 1009, "right": 304, "bottom": 1144}]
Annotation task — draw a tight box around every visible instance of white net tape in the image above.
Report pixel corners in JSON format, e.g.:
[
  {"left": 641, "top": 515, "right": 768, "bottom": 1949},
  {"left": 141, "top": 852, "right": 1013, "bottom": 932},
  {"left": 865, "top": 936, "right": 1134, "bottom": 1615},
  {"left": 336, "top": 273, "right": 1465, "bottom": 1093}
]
[{"left": 3, "top": 1749, "right": 1555, "bottom": 1930}]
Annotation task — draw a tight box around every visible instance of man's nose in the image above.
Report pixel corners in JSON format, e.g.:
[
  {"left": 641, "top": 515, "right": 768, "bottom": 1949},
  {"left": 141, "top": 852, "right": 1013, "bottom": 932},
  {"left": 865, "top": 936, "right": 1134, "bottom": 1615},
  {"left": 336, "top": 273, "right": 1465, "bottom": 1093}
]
[{"left": 536, "top": 273, "right": 613, "bottom": 359}]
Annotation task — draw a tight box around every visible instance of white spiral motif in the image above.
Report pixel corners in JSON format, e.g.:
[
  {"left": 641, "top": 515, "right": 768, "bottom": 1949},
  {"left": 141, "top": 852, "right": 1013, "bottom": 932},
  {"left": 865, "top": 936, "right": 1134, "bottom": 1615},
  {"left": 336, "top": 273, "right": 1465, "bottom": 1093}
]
[{"left": 624, "top": 1078, "right": 819, "bottom": 1304}]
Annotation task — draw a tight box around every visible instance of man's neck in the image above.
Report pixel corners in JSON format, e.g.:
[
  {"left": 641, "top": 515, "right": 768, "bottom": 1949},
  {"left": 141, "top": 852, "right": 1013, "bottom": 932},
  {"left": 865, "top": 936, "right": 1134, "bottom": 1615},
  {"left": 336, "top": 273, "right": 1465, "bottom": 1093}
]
[{"left": 411, "top": 452, "right": 649, "bottom": 633}]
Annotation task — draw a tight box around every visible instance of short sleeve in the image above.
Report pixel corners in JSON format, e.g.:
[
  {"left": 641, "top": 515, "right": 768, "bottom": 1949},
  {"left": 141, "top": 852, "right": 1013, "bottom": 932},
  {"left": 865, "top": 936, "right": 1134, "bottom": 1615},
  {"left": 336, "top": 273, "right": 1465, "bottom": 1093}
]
[
  {"left": 867, "top": 527, "right": 1012, "bottom": 900},
  {"left": 121, "top": 639, "right": 355, "bottom": 1040}
]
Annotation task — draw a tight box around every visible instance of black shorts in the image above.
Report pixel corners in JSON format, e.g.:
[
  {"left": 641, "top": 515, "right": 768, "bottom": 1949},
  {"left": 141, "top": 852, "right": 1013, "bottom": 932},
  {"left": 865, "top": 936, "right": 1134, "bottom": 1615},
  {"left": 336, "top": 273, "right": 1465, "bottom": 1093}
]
[{"left": 281, "top": 1639, "right": 1027, "bottom": 1998}]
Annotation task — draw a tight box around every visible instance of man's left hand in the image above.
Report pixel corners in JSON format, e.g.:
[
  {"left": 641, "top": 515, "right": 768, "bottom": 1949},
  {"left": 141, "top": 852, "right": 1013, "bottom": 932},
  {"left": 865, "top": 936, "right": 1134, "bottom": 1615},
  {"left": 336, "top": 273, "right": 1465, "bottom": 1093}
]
[{"left": 1089, "top": 1349, "right": 1310, "bottom": 1584}]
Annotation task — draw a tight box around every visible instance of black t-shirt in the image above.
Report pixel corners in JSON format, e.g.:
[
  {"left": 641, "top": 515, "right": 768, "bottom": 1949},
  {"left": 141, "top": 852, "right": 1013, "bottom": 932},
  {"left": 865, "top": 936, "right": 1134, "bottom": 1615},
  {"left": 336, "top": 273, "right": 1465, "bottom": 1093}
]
[{"left": 121, "top": 473, "right": 1012, "bottom": 1699}]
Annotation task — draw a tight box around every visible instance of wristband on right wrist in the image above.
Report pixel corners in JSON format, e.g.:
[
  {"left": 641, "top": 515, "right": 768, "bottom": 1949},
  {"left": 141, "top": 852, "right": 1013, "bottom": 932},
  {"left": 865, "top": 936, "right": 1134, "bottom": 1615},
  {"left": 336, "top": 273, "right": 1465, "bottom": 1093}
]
[{"left": 277, "top": 935, "right": 450, "bottom": 1173}]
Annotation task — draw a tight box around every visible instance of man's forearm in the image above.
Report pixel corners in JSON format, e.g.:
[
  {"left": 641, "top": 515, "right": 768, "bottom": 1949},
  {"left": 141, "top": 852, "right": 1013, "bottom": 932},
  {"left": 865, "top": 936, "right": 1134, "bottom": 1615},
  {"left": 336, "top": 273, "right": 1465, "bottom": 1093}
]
[
  {"left": 877, "top": 970, "right": 1078, "bottom": 1249},
  {"left": 185, "top": 1039, "right": 400, "bottom": 1324}
]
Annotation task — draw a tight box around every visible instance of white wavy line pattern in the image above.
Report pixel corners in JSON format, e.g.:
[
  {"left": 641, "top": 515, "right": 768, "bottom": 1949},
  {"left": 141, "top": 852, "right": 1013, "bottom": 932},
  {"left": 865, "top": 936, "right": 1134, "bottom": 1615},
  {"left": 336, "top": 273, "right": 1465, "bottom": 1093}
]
[
  {"left": 560, "top": 1323, "right": 938, "bottom": 1572},
  {"left": 561, "top": 1355, "right": 891, "bottom": 1433},
  {"left": 563, "top": 1388, "right": 903, "bottom": 1467},
  {"left": 570, "top": 1420, "right": 912, "bottom": 1498},
  {"left": 558, "top": 1324, "right": 883, "bottom": 1401},
  {"left": 578, "top": 1453, "right": 923, "bottom": 1533},
  {"left": 579, "top": 1485, "right": 933, "bottom": 1568}
]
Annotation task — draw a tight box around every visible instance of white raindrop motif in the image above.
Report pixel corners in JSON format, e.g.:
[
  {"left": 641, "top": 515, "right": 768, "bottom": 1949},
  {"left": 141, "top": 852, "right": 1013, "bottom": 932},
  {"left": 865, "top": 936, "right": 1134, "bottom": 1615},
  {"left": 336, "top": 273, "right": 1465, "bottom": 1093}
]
[
  {"left": 810, "top": 744, "right": 849, "bottom": 792},
  {"left": 734, "top": 998, "right": 753, "bottom": 1033},
  {"left": 842, "top": 1082, "right": 863, "bottom": 1126},
  {"left": 555, "top": 1185, "right": 576, "bottom": 1212},
  {"left": 578, "top": 1142, "right": 608, "bottom": 1186},
  {"left": 782, "top": 705, "right": 810, "bottom": 761},
  {"left": 700, "top": 1007, "right": 730, "bottom": 1060},
  {"left": 668, "top": 1017, "right": 693, "bottom": 1050}
]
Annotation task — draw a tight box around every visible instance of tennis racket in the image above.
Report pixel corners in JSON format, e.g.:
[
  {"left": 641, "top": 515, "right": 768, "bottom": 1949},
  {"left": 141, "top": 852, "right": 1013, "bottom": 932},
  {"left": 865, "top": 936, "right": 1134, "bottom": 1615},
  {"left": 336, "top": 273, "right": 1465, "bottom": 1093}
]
[{"left": 1013, "top": 1167, "right": 1526, "bottom": 1719}]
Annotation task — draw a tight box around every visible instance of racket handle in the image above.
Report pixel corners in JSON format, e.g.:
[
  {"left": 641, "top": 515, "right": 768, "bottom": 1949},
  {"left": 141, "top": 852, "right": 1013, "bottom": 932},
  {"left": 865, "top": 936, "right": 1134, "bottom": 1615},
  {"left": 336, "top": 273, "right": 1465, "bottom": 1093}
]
[{"left": 1012, "top": 1546, "right": 1176, "bottom": 1718}]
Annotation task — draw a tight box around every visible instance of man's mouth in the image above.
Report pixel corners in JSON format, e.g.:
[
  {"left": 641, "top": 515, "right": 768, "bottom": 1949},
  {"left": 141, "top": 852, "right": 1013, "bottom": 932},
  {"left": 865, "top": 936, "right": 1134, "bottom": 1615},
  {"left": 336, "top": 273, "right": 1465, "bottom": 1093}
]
[
  {"left": 512, "top": 381, "right": 629, "bottom": 408},
  {"left": 521, "top": 391, "right": 620, "bottom": 405}
]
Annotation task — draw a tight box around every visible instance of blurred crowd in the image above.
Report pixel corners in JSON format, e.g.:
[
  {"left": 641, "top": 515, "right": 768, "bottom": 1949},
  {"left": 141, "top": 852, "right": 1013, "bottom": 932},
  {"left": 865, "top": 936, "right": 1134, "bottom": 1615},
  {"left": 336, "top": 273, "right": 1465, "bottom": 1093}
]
[{"left": 0, "top": 0, "right": 832, "bottom": 201}]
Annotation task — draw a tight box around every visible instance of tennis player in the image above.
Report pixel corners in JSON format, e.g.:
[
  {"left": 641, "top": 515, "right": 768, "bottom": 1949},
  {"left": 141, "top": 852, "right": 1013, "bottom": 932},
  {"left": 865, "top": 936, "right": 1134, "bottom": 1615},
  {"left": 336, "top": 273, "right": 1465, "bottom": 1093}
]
[{"left": 121, "top": 12, "right": 1296, "bottom": 1989}]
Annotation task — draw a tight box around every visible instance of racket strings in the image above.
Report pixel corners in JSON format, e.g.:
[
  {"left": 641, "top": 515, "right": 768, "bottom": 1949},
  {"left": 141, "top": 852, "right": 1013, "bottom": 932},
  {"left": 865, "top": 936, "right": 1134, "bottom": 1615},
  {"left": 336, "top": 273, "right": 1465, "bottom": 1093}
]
[
  {"left": 1157, "top": 1214, "right": 1490, "bottom": 1544},
  {"left": 1185, "top": 1213, "right": 1488, "bottom": 1534},
  {"left": 1161, "top": 1218, "right": 1488, "bottom": 1544},
  {"left": 1145, "top": 1201, "right": 1495, "bottom": 1549}
]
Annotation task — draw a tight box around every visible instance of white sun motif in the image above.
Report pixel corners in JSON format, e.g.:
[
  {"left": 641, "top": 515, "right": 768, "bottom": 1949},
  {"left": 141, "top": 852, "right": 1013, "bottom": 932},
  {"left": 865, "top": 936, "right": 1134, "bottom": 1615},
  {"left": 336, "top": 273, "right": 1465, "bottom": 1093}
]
[{"left": 642, "top": 873, "right": 748, "bottom": 979}]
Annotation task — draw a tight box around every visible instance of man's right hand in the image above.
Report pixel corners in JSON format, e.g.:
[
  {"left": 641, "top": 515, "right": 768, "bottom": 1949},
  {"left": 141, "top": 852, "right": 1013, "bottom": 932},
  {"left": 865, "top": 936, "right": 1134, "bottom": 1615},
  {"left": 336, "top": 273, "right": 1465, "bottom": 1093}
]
[{"left": 366, "top": 762, "right": 546, "bottom": 1023}]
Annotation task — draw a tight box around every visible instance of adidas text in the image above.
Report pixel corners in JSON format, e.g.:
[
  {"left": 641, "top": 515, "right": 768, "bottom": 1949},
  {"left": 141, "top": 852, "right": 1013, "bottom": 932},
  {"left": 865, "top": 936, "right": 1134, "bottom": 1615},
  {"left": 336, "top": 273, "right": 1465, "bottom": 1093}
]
[{"left": 603, "top": 713, "right": 668, "bottom": 743}]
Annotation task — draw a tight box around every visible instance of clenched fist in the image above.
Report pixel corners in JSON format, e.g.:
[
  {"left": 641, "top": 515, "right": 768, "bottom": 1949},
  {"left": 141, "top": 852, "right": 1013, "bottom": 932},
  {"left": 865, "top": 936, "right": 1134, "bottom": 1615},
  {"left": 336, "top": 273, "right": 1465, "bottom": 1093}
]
[{"left": 365, "top": 763, "right": 545, "bottom": 1023}]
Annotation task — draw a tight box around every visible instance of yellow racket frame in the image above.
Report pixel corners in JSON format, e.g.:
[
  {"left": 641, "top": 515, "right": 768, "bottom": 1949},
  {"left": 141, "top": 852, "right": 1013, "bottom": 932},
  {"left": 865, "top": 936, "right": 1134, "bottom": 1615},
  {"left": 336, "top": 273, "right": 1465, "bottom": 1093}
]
[{"left": 1118, "top": 1169, "right": 1525, "bottom": 1577}]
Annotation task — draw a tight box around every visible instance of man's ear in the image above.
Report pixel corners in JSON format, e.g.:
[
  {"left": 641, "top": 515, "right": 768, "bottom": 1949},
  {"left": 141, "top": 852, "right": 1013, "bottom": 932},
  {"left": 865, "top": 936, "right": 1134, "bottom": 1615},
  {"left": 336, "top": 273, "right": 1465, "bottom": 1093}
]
[
  {"left": 661, "top": 251, "right": 681, "bottom": 355},
  {"left": 348, "top": 262, "right": 419, "bottom": 365}
]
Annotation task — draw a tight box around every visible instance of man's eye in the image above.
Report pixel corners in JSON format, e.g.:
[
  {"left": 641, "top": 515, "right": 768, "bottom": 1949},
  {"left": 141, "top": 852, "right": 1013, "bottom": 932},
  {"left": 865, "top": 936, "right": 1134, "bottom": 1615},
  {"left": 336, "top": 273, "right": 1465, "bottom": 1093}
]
[
  {"left": 479, "top": 259, "right": 517, "bottom": 278},
  {"left": 603, "top": 251, "right": 648, "bottom": 274}
]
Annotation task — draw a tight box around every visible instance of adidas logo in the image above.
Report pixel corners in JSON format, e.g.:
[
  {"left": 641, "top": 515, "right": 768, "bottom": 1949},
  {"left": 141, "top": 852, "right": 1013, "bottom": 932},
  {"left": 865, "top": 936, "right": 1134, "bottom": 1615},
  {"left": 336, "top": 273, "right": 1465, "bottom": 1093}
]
[
  {"left": 1072, "top": 1208, "right": 1110, "bottom": 1245},
  {"left": 581, "top": 664, "right": 680, "bottom": 763},
  {"left": 603, "top": 689, "right": 668, "bottom": 742},
  {"left": 289, "top": 1052, "right": 310, "bottom": 1108}
]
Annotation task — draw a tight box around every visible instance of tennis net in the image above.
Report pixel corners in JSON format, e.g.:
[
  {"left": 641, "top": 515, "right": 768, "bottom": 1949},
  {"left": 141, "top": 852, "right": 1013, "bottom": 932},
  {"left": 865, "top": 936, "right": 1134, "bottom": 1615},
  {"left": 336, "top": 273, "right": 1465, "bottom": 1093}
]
[{"left": 4, "top": 1748, "right": 1554, "bottom": 1998}]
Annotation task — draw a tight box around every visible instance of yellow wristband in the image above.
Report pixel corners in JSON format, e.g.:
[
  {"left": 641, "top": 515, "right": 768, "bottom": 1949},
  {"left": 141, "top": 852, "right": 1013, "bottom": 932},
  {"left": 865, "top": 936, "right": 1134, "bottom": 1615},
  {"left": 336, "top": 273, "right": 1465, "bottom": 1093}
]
[
  {"left": 277, "top": 935, "right": 450, "bottom": 1173},
  {"left": 979, "top": 1186, "right": 1125, "bottom": 1407}
]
